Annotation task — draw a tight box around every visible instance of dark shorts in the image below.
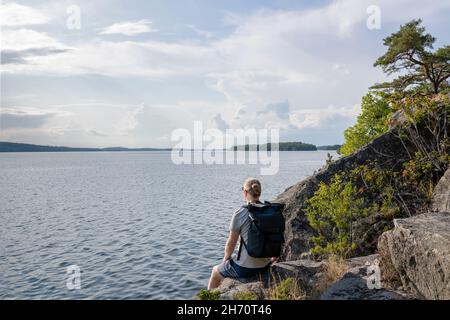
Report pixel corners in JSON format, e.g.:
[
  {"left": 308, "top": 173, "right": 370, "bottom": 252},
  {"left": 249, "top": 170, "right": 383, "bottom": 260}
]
[{"left": 217, "top": 259, "right": 270, "bottom": 279}]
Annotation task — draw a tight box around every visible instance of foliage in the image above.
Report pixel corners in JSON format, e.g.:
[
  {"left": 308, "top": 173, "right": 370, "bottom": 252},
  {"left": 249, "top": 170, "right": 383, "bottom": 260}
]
[
  {"left": 394, "top": 94, "right": 450, "bottom": 177},
  {"left": 306, "top": 20, "right": 449, "bottom": 260},
  {"left": 268, "top": 277, "right": 304, "bottom": 300},
  {"left": 306, "top": 164, "right": 405, "bottom": 257},
  {"left": 196, "top": 289, "right": 221, "bottom": 300},
  {"left": 397, "top": 95, "right": 450, "bottom": 209},
  {"left": 350, "top": 165, "right": 401, "bottom": 219},
  {"left": 372, "top": 19, "right": 450, "bottom": 95},
  {"left": 233, "top": 291, "right": 258, "bottom": 300},
  {"left": 307, "top": 94, "right": 449, "bottom": 258},
  {"left": 305, "top": 174, "right": 365, "bottom": 257},
  {"left": 339, "top": 92, "right": 391, "bottom": 156},
  {"left": 341, "top": 21, "right": 450, "bottom": 156}
]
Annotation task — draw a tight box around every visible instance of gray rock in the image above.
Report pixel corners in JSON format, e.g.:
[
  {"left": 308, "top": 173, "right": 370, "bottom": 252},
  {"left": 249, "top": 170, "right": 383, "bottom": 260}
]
[
  {"left": 217, "top": 278, "right": 266, "bottom": 300},
  {"left": 320, "top": 254, "right": 412, "bottom": 300},
  {"left": 431, "top": 168, "right": 450, "bottom": 212},
  {"left": 275, "top": 129, "right": 410, "bottom": 260},
  {"left": 271, "top": 260, "right": 324, "bottom": 291},
  {"left": 215, "top": 255, "right": 417, "bottom": 300},
  {"left": 216, "top": 260, "right": 323, "bottom": 299},
  {"left": 377, "top": 212, "right": 450, "bottom": 299}
]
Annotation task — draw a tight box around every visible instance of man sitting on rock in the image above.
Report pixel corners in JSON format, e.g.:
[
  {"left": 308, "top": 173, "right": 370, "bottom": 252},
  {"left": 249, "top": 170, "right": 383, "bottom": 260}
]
[{"left": 208, "top": 178, "right": 281, "bottom": 289}]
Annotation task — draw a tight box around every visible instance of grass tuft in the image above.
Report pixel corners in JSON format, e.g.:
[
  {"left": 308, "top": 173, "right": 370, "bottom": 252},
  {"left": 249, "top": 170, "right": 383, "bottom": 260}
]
[
  {"left": 197, "top": 289, "right": 221, "bottom": 300},
  {"left": 233, "top": 291, "right": 258, "bottom": 300},
  {"left": 267, "top": 277, "right": 305, "bottom": 300}
]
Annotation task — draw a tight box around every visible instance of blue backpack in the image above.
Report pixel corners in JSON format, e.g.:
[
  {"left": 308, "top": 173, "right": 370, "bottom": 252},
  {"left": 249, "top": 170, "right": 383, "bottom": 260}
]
[{"left": 237, "top": 201, "right": 285, "bottom": 260}]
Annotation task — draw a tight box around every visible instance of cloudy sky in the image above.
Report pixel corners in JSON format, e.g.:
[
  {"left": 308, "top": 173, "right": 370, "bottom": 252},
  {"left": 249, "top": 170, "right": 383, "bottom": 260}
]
[{"left": 1, "top": 0, "right": 449, "bottom": 148}]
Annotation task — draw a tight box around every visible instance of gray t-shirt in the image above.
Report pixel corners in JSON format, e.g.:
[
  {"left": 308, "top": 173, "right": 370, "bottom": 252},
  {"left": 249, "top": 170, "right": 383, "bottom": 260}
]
[{"left": 229, "top": 205, "right": 271, "bottom": 269}]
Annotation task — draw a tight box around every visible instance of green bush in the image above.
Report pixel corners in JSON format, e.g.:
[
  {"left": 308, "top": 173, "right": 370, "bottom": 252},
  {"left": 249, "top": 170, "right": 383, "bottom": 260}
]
[
  {"left": 305, "top": 174, "right": 365, "bottom": 257},
  {"left": 397, "top": 94, "right": 450, "bottom": 178},
  {"left": 196, "top": 289, "right": 221, "bottom": 300},
  {"left": 339, "top": 92, "right": 391, "bottom": 156},
  {"left": 305, "top": 164, "right": 405, "bottom": 258},
  {"left": 350, "top": 165, "right": 400, "bottom": 220}
]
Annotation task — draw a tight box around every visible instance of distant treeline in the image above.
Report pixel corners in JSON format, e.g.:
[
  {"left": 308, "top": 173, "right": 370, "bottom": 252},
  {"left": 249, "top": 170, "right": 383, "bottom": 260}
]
[
  {"left": 0, "top": 142, "right": 170, "bottom": 152},
  {"left": 232, "top": 142, "right": 317, "bottom": 151},
  {"left": 317, "top": 144, "right": 342, "bottom": 151},
  {"left": 0, "top": 141, "right": 341, "bottom": 152}
]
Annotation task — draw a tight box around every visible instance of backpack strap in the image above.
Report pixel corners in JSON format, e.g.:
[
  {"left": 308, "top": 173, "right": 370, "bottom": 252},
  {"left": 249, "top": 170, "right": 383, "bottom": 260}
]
[{"left": 237, "top": 236, "right": 243, "bottom": 260}]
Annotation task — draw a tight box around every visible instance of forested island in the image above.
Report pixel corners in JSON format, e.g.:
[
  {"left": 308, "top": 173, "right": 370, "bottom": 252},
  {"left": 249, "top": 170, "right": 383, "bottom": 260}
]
[
  {"left": 232, "top": 142, "right": 317, "bottom": 151},
  {"left": 317, "top": 144, "right": 341, "bottom": 151},
  {"left": 0, "top": 142, "right": 170, "bottom": 152}
]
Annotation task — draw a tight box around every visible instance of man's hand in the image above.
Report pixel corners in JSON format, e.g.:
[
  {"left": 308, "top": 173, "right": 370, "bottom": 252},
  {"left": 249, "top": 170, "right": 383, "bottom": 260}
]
[{"left": 270, "top": 257, "right": 279, "bottom": 264}]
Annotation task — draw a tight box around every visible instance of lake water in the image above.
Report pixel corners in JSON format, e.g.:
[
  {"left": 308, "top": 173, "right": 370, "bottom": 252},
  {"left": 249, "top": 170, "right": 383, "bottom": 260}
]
[{"left": 0, "top": 151, "right": 335, "bottom": 299}]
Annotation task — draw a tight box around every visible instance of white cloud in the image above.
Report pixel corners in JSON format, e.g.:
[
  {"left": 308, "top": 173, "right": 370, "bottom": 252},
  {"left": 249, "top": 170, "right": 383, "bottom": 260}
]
[
  {"left": 0, "top": 3, "right": 49, "bottom": 27},
  {"left": 0, "top": 107, "right": 59, "bottom": 130},
  {"left": 207, "top": 70, "right": 318, "bottom": 106},
  {"left": 114, "top": 103, "right": 145, "bottom": 135},
  {"left": 0, "top": 100, "right": 234, "bottom": 147},
  {"left": 206, "top": 0, "right": 450, "bottom": 108},
  {"left": 1, "top": 37, "right": 222, "bottom": 76},
  {"left": 4, "top": 0, "right": 449, "bottom": 82},
  {"left": 99, "top": 19, "right": 158, "bottom": 36},
  {"left": 187, "top": 24, "right": 213, "bottom": 39},
  {"left": 0, "top": 104, "right": 147, "bottom": 147},
  {"left": 1, "top": 28, "right": 67, "bottom": 51},
  {"left": 290, "top": 105, "right": 360, "bottom": 129},
  {"left": 1, "top": 28, "right": 70, "bottom": 67},
  {"left": 207, "top": 113, "right": 229, "bottom": 132},
  {"left": 227, "top": 100, "right": 359, "bottom": 143},
  {"left": 230, "top": 101, "right": 358, "bottom": 131}
]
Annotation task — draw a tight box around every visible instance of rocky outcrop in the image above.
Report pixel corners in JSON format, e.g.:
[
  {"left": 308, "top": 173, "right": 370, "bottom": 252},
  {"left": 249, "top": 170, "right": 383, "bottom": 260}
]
[
  {"left": 217, "top": 255, "right": 415, "bottom": 300},
  {"left": 217, "top": 278, "right": 266, "bottom": 300},
  {"left": 217, "top": 260, "right": 325, "bottom": 299},
  {"left": 215, "top": 121, "right": 449, "bottom": 300},
  {"left": 431, "top": 168, "right": 450, "bottom": 212},
  {"left": 270, "top": 260, "right": 325, "bottom": 294},
  {"left": 275, "top": 129, "right": 409, "bottom": 260},
  {"left": 320, "top": 255, "right": 413, "bottom": 300},
  {"left": 378, "top": 212, "right": 450, "bottom": 299}
]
